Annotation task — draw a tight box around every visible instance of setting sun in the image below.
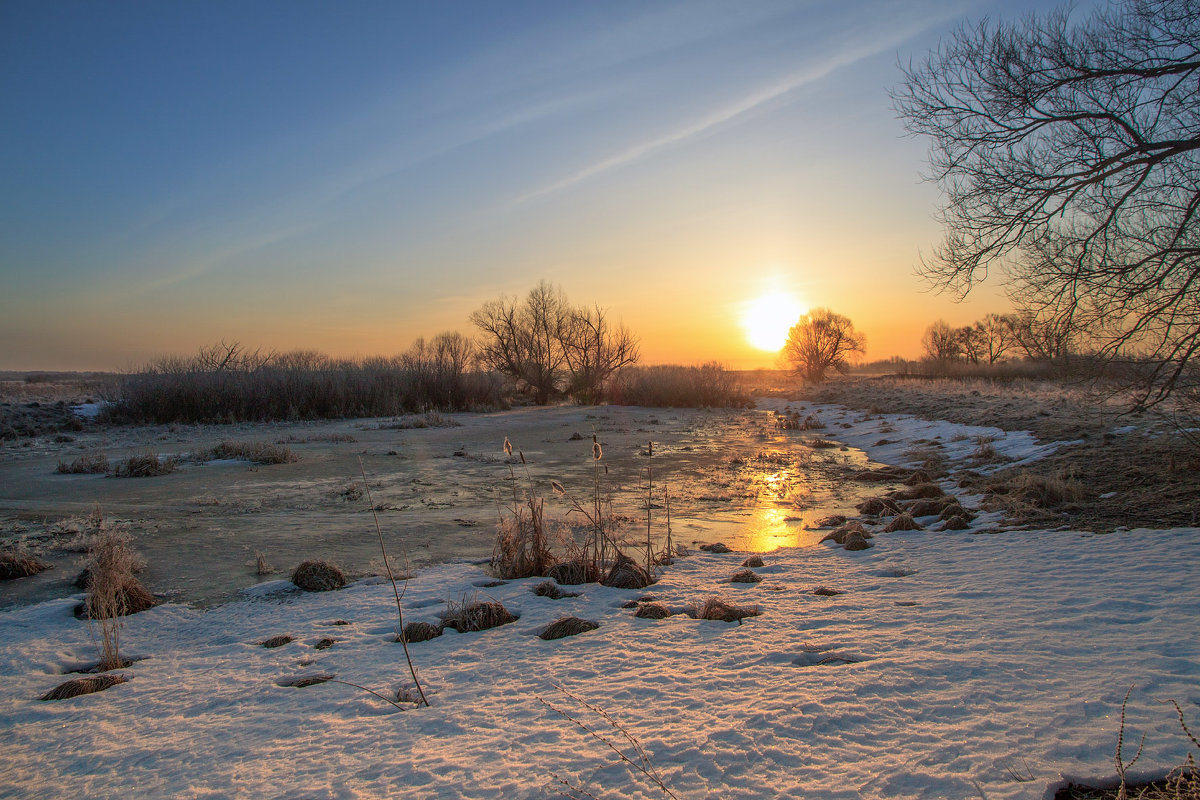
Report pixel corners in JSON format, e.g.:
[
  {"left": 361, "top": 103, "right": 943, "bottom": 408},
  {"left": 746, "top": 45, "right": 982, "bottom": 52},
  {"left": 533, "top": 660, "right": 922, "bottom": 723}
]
[{"left": 741, "top": 292, "right": 806, "bottom": 352}]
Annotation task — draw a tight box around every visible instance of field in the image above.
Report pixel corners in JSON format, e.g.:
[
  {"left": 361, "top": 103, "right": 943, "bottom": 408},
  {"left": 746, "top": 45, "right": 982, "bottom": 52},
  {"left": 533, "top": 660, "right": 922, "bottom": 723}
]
[{"left": 1, "top": 377, "right": 1197, "bottom": 799}]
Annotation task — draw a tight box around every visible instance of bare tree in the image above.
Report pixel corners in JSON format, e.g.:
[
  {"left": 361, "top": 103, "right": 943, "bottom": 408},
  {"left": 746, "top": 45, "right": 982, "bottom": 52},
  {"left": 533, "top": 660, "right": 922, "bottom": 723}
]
[
  {"left": 562, "top": 304, "right": 640, "bottom": 403},
  {"left": 922, "top": 319, "right": 962, "bottom": 362},
  {"left": 958, "top": 325, "right": 984, "bottom": 364},
  {"left": 782, "top": 308, "right": 865, "bottom": 382},
  {"left": 470, "top": 281, "right": 573, "bottom": 404},
  {"left": 1010, "top": 312, "right": 1078, "bottom": 361},
  {"left": 974, "top": 313, "right": 1017, "bottom": 364},
  {"left": 895, "top": 0, "right": 1200, "bottom": 406}
]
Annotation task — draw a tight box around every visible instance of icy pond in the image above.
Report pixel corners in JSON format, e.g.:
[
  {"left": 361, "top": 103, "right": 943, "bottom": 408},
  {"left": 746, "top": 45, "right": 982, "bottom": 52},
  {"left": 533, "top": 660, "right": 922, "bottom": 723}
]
[{"left": 2, "top": 402, "right": 889, "bottom": 609}]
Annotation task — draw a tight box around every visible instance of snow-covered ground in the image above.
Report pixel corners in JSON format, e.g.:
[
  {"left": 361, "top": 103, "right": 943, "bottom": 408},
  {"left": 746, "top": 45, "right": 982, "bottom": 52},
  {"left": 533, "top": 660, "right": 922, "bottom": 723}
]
[{"left": 1, "top": 402, "right": 1197, "bottom": 799}]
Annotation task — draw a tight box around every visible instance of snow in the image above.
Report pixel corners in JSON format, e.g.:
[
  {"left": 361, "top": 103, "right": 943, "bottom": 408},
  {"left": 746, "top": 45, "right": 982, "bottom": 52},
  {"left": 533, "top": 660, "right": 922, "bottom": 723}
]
[
  {"left": 70, "top": 401, "right": 105, "bottom": 420},
  {"left": 1, "top": 402, "right": 1197, "bottom": 800}
]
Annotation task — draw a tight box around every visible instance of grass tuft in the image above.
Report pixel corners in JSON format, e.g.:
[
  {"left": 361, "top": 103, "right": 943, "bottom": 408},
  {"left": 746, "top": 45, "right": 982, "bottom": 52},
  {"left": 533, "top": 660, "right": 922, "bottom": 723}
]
[
  {"left": 56, "top": 452, "right": 109, "bottom": 474},
  {"left": 441, "top": 595, "right": 518, "bottom": 633},
  {"left": 685, "top": 597, "right": 761, "bottom": 623},
  {"left": 0, "top": 547, "right": 51, "bottom": 580},
  {"left": 109, "top": 452, "right": 178, "bottom": 478},
  {"left": 539, "top": 616, "right": 600, "bottom": 640},
  {"left": 291, "top": 560, "right": 346, "bottom": 591},
  {"left": 40, "top": 674, "right": 127, "bottom": 701}
]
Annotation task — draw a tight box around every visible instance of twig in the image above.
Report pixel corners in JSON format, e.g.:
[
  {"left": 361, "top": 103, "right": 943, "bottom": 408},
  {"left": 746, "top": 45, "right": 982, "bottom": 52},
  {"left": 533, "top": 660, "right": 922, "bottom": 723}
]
[
  {"left": 539, "top": 684, "right": 680, "bottom": 800},
  {"left": 358, "top": 457, "right": 427, "bottom": 707}
]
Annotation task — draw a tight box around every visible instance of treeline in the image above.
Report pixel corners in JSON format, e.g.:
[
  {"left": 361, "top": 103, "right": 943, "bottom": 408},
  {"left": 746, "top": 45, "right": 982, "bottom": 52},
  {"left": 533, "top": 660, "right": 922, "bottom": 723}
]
[
  {"left": 106, "top": 336, "right": 506, "bottom": 424},
  {"left": 106, "top": 281, "right": 752, "bottom": 423}
]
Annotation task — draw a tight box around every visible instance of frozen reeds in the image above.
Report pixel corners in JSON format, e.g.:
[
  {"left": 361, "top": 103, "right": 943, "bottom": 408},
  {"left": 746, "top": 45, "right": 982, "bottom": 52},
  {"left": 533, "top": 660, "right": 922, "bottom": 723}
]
[
  {"left": 490, "top": 438, "right": 556, "bottom": 580},
  {"left": 82, "top": 523, "right": 153, "bottom": 671}
]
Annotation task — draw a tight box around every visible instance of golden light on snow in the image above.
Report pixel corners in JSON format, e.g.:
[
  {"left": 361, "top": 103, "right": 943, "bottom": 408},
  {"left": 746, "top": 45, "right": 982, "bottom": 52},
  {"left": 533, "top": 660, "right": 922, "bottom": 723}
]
[{"left": 741, "top": 292, "right": 806, "bottom": 352}]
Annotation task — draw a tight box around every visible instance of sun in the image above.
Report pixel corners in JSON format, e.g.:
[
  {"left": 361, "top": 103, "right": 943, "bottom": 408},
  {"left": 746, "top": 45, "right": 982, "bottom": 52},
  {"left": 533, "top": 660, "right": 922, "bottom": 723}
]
[{"left": 742, "top": 292, "right": 805, "bottom": 352}]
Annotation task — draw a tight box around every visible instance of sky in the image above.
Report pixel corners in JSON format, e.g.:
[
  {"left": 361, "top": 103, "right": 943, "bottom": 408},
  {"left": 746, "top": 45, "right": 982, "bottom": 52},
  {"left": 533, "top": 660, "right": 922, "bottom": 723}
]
[{"left": 0, "top": 0, "right": 1074, "bottom": 371}]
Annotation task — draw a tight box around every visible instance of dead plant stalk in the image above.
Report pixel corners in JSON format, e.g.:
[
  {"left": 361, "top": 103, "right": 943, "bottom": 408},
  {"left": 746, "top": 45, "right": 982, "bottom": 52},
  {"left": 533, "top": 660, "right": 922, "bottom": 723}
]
[{"left": 358, "top": 458, "right": 427, "bottom": 707}]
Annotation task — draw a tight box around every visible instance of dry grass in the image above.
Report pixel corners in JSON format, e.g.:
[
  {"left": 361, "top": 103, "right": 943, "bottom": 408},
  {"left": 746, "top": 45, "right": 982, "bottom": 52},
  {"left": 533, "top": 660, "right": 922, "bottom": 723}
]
[
  {"left": 441, "top": 595, "right": 518, "bottom": 632},
  {"left": 547, "top": 559, "right": 601, "bottom": 586},
  {"left": 253, "top": 551, "right": 274, "bottom": 576},
  {"left": 109, "top": 452, "right": 179, "bottom": 478},
  {"left": 490, "top": 439, "right": 557, "bottom": 580},
  {"left": 277, "top": 674, "right": 335, "bottom": 688},
  {"left": 1055, "top": 695, "right": 1200, "bottom": 800},
  {"left": 634, "top": 603, "right": 673, "bottom": 619},
  {"left": 291, "top": 560, "right": 346, "bottom": 591},
  {"left": 729, "top": 568, "right": 762, "bottom": 584},
  {"left": 81, "top": 525, "right": 152, "bottom": 671},
  {"left": 902, "top": 444, "right": 949, "bottom": 475},
  {"left": 889, "top": 482, "right": 947, "bottom": 501},
  {"left": 855, "top": 497, "right": 901, "bottom": 516},
  {"left": 908, "top": 496, "right": 959, "bottom": 516},
  {"left": 261, "top": 635, "right": 294, "bottom": 648},
  {"left": 539, "top": 616, "right": 600, "bottom": 640},
  {"left": 685, "top": 597, "right": 762, "bottom": 623},
  {"left": 981, "top": 471, "right": 1087, "bottom": 517},
  {"left": 40, "top": 674, "right": 127, "bottom": 701},
  {"left": 0, "top": 547, "right": 50, "bottom": 580},
  {"left": 56, "top": 452, "right": 109, "bottom": 474},
  {"left": 377, "top": 412, "right": 462, "bottom": 429},
  {"left": 602, "top": 555, "right": 654, "bottom": 589},
  {"left": 741, "top": 555, "right": 765, "bottom": 568},
  {"left": 400, "top": 622, "right": 443, "bottom": 643},
  {"left": 532, "top": 581, "right": 579, "bottom": 600},
  {"left": 883, "top": 512, "right": 924, "bottom": 532},
  {"left": 194, "top": 441, "right": 298, "bottom": 464}
]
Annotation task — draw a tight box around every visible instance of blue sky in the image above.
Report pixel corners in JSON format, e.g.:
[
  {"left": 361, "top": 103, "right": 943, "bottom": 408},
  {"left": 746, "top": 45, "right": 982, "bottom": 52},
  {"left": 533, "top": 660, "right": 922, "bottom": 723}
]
[{"left": 0, "top": 0, "right": 1070, "bottom": 370}]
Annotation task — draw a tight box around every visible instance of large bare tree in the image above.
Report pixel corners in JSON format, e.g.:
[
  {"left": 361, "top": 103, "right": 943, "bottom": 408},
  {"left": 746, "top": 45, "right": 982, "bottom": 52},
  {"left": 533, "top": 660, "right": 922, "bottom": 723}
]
[
  {"left": 562, "top": 303, "right": 640, "bottom": 403},
  {"left": 470, "top": 281, "right": 572, "bottom": 404},
  {"left": 782, "top": 308, "right": 865, "bottom": 382},
  {"left": 895, "top": 0, "right": 1200, "bottom": 405},
  {"left": 471, "top": 282, "right": 639, "bottom": 404}
]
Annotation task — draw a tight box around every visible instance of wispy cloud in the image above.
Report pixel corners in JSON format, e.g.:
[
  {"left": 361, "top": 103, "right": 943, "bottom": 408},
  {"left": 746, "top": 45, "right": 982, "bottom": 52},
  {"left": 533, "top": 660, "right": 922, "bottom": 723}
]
[{"left": 513, "top": 17, "right": 952, "bottom": 205}]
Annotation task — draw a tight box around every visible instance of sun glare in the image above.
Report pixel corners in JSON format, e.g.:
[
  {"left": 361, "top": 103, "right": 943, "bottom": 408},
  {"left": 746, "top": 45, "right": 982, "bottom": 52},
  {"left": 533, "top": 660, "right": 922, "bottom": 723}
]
[{"left": 742, "top": 292, "right": 805, "bottom": 352}]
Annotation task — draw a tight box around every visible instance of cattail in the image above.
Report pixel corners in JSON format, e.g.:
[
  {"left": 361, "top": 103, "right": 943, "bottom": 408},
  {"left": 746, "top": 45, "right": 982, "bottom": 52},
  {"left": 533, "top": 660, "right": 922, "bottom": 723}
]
[
  {"left": 519, "top": 450, "right": 526, "bottom": 465},
  {"left": 503, "top": 437, "right": 513, "bottom": 456},
  {"left": 592, "top": 439, "right": 603, "bottom": 460}
]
